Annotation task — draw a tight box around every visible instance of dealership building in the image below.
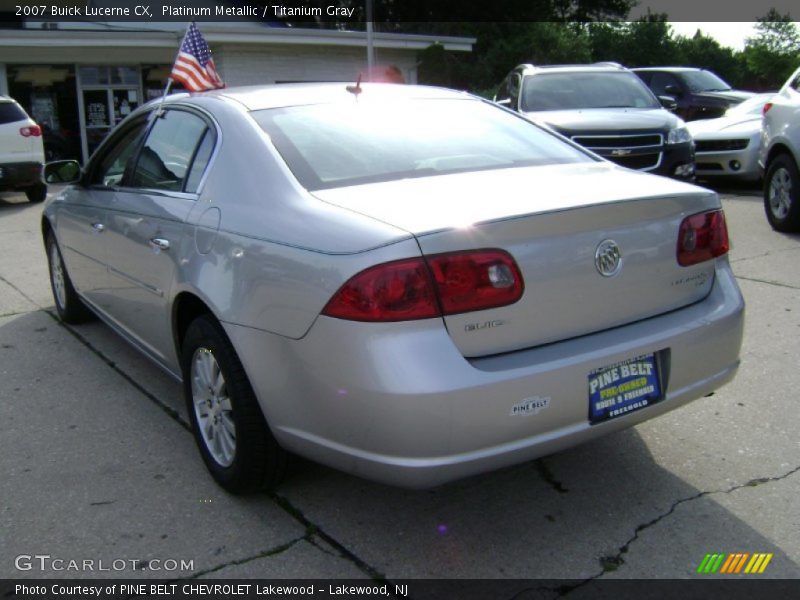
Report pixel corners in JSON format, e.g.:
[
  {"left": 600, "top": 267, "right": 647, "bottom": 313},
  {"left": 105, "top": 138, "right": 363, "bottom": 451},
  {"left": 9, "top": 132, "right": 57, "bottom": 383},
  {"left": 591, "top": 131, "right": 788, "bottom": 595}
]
[{"left": 0, "top": 21, "right": 473, "bottom": 162}]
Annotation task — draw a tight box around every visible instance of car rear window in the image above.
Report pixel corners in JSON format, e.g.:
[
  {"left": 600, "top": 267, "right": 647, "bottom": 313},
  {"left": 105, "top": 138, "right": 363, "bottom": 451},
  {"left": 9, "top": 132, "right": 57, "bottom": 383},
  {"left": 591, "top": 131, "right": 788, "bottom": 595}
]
[
  {"left": 0, "top": 101, "right": 28, "bottom": 125},
  {"left": 521, "top": 72, "right": 661, "bottom": 112},
  {"left": 252, "top": 98, "right": 593, "bottom": 190}
]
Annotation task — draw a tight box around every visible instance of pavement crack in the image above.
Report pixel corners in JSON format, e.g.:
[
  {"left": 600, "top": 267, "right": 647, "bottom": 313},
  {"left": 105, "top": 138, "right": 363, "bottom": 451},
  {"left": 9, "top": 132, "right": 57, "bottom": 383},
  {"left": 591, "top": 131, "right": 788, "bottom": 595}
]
[
  {"left": 735, "top": 275, "right": 800, "bottom": 290},
  {"left": 181, "top": 535, "right": 306, "bottom": 579},
  {"left": 0, "top": 310, "right": 37, "bottom": 318},
  {"left": 535, "top": 458, "right": 569, "bottom": 494},
  {"left": 306, "top": 534, "right": 339, "bottom": 559},
  {"left": 268, "top": 491, "right": 387, "bottom": 582},
  {"left": 0, "top": 273, "right": 43, "bottom": 309},
  {"left": 553, "top": 463, "right": 800, "bottom": 596}
]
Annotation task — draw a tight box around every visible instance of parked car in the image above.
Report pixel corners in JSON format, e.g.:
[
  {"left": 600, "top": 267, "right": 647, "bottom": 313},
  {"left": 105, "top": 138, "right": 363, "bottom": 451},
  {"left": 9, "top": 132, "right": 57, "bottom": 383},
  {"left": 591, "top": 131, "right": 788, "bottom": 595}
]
[
  {"left": 687, "top": 94, "right": 774, "bottom": 182},
  {"left": 760, "top": 66, "right": 800, "bottom": 232},
  {"left": 0, "top": 95, "right": 47, "bottom": 203},
  {"left": 495, "top": 63, "right": 695, "bottom": 180},
  {"left": 633, "top": 67, "right": 754, "bottom": 122},
  {"left": 42, "top": 83, "right": 744, "bottom": 492}
]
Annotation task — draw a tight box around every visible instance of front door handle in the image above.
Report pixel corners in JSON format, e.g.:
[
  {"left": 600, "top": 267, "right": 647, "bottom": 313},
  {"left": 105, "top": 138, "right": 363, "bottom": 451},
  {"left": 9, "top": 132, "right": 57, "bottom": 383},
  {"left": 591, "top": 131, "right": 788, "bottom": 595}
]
[
  {"left": 91, "top": 222, "right": 105, "bottom": 232},
  {"left": 149, "top": 238, "right": 170, "bottom": 251}
]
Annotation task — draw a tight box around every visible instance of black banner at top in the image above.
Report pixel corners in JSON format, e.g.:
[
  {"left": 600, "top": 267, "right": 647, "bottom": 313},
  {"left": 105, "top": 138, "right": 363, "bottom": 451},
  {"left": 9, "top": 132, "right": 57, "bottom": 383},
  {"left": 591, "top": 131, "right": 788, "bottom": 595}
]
[{"left": 0, "top": 0, "right": 796, "bottom": 23}]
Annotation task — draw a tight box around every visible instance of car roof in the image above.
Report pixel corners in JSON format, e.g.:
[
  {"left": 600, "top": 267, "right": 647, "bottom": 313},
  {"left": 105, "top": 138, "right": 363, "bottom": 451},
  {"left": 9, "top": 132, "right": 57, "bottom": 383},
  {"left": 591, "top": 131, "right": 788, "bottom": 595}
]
[
  {"left": 632, "top": 67, "right": 704, "bottom": 73},
  {"left": 168, "top": 82, "right": 471, "bottom": 112},
  {"left": 517, "top": 63, "right": 628, "bottom": 76}
]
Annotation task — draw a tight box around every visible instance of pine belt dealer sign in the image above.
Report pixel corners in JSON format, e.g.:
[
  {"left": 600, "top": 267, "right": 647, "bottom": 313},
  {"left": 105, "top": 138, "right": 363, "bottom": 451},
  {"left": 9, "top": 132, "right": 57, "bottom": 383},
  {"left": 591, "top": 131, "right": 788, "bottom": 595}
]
[{"left": 588, "top": 353, "right": 663, "bottom": 424}]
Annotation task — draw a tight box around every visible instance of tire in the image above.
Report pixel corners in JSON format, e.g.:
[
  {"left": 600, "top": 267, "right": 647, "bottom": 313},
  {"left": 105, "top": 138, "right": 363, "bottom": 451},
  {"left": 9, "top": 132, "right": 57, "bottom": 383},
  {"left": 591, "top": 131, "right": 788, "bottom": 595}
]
[
  {"left": 764, "top": 154, "right": 800, "bottom": 232},
  {"left": 25, "top": 183, "right": 47, "bottom": 203},
  {"left": 182, "top": 315, "right": 286, "bottom": 494},
  {"left": 45, "top": 232, "right": 93, "bottom": 323}
]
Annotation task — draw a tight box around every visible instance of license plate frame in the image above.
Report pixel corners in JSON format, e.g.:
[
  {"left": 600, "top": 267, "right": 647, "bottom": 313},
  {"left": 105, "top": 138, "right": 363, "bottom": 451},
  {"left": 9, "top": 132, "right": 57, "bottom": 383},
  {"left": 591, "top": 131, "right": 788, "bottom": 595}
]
[{"left": 588, "top": 353, "right": 663, "bottom": 424}]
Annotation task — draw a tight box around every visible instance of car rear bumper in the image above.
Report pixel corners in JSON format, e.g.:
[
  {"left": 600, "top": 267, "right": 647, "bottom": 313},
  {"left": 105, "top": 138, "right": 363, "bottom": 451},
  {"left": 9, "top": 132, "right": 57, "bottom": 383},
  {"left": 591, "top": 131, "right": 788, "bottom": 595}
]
[
  {"left": 225, "top": 259, "right": 744, "bottom": 488},
  {"left": 0, "top": 161, "right": 42, "bottom": 191}
]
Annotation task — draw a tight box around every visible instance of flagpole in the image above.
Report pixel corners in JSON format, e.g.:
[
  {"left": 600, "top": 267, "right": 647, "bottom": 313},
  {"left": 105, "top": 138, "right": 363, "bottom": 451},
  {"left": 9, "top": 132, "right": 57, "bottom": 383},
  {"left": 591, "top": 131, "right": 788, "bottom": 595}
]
[{"left": 157, "top": 23, "right": 190, "bottom": 116}]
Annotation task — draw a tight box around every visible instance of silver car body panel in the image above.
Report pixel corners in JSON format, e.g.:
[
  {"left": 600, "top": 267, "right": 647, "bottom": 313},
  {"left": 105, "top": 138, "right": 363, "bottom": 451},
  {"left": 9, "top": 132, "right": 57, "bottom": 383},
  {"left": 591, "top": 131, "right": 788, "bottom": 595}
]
[
  {"left": 43, "top": 83, "right": 745, "bottom": 487},
  {"left": 759, "top": 68, "right": 800, "bottom": 173}
]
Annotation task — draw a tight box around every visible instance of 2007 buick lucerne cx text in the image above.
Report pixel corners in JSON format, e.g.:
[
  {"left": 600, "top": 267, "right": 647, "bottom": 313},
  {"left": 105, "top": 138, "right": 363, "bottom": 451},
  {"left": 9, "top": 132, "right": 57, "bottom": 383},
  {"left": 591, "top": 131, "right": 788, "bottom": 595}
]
[{"left": 41, "top": 83, "right": 744, "bottom": 492}]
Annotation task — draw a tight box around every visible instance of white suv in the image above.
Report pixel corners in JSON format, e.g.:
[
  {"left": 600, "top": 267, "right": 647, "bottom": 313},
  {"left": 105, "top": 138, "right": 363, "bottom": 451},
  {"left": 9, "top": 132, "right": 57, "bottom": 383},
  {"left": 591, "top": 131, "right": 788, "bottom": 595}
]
[
  {"left": 0, "top": 95, "right": 46, "bottom": 203},
  {"left": 760, "top": 66, "right": 800, "bottom": 231}
]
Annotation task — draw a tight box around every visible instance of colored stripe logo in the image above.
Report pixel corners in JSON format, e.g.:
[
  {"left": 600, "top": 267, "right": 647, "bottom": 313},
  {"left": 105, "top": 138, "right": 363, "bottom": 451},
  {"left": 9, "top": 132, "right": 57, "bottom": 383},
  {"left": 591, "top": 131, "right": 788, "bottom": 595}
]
[{"left": 696, "top": 553, "right": 773, "bottom": 574}]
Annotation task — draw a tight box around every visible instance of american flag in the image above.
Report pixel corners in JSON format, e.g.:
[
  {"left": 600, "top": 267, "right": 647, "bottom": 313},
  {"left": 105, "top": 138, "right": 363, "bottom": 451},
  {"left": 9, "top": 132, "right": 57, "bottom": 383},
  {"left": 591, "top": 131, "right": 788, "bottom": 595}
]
[{"left": 170, "top": 22, "right": 225, "bottom": 92}]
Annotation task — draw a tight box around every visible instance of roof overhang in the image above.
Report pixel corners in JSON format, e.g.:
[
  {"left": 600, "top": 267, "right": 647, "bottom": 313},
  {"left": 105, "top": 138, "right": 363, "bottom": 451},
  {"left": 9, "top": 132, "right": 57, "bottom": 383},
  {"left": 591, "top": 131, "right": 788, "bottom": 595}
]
[{"left": 0, "top": 23, "right": 474, "bottom": 52}]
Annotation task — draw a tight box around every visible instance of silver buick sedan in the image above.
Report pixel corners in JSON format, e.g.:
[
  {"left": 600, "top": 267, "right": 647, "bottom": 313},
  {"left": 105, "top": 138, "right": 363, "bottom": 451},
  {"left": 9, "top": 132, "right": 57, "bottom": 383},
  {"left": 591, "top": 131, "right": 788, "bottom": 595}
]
[{"left": 42, "top": 83, "right": 744, "bottom": 492}]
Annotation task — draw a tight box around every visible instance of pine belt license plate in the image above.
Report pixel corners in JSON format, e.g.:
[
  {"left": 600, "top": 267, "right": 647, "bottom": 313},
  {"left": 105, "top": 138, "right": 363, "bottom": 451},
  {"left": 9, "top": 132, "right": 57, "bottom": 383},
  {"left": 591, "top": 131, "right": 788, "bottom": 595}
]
[{"left": 588, "top": 353, "right": 662, "bottom": 424}]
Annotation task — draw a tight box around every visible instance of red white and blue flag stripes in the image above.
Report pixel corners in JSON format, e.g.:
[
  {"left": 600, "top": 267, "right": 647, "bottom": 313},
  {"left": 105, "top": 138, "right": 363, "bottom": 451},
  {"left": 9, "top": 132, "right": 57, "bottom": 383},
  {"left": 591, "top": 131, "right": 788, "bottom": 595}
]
[{"left": 170, "top": 22, "right": 225, "bottom": 92}]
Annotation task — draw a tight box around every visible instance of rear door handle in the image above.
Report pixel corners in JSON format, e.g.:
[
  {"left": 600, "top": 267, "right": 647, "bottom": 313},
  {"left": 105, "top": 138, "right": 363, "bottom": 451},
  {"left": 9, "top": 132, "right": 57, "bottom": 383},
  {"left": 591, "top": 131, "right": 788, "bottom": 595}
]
[
  {"left": 91, "top": 222, "right": 105, "bottom": 232},
  {"left": 149, "top": 238, "right": 170, "bottom": 251}
]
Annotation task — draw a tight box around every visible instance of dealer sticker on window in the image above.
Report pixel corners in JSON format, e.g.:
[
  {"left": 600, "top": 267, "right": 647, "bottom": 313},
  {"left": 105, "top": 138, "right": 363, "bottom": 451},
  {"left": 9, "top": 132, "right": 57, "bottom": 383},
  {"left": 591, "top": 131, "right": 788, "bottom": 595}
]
[{"left": 588, "top": 353, "right": 662, "bottom": 424}]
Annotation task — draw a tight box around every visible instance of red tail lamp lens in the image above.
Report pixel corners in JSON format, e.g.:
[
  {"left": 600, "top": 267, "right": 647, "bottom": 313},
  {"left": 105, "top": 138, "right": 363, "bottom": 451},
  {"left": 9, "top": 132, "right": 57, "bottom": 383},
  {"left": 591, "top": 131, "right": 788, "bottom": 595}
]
[
  {"left": 425, "top": 250, "right": 524, "bottom": 315},
  {"left": 323, "top": 250, "right": 524, "bottom": 322},
  {"left": 322, "top": 258, "right": 439, "bottom": 322},
  {"left": 20, "top": 125, "right": 42, "bottom": 137},
  {"left": 677, "top": 210, "right": 729, "bottom": 267}
]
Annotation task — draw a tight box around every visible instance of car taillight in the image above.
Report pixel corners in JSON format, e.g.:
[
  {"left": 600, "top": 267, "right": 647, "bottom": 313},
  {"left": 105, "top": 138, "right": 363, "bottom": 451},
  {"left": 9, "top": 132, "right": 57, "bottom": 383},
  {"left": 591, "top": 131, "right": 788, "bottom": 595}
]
[
  {"left": 322, "top": 249, "right": 524, "bottom": 322},
  {"left": 20, "top": 124, "right": 42, "bottom": 137},
  {"left": 677, "top": 210, "right": 729, "bottom": 267},
  {"left": 425, "top": 249, "right": 524, "bottom": 315},
  {"left": 322, "top": 258, "right": 440, "bottom": 321},
  {"left": 762, "top": 102, "right": 772, "bottom": 115}
]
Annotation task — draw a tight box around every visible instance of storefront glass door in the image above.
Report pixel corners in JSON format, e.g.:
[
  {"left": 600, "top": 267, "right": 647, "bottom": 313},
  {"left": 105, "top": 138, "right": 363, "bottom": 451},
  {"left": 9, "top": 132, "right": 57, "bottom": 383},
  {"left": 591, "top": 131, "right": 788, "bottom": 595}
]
[{"left": 78, "top": 66, "right": 141, "bottom": 161}]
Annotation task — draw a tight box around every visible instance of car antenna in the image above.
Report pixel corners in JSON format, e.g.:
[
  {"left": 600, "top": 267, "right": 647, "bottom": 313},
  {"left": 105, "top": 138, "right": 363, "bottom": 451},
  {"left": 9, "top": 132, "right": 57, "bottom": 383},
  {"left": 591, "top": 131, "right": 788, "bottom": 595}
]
[{"left": 346, "top": 74, "right": 362, "bottom": 97}]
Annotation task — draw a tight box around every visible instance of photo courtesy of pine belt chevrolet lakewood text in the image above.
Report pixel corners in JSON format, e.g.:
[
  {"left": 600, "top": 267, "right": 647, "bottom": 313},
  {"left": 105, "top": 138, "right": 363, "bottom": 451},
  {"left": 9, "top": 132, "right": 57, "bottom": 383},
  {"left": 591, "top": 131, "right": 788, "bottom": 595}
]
[{"left": 41, "top": 83, "right": 744, "bottom": 492}]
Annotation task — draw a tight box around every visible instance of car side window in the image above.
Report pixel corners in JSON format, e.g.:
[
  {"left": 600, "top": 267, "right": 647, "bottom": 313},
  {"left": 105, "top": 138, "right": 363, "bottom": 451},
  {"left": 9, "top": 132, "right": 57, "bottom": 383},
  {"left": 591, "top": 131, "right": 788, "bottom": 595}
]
[
  {"left": 130, "top": 110, "right": 209, "bottom": 192},
  {"left": 495, "top": 76, "right": 511, "bottom": 103},
  {"left": 184, "top": 128, "right": 215, "bottom": 193},
  {"left": 791, "top": 72, "right": 800, "bottom": 93},
  {"left": 509, "top": 73, "right": 522, "bottom": 109},
  {"left": 650, "top": 73, "right": 680, "bottom": 96},
  {"left": 89, "top": 120, "right": 148, "bottom": 187}
]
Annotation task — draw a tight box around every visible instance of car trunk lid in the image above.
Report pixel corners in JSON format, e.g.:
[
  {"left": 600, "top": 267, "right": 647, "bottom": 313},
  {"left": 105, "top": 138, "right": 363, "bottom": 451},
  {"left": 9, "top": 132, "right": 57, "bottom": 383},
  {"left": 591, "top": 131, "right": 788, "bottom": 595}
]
[{"left": 313, "top": 163, "right": 721, "bottom": 357}]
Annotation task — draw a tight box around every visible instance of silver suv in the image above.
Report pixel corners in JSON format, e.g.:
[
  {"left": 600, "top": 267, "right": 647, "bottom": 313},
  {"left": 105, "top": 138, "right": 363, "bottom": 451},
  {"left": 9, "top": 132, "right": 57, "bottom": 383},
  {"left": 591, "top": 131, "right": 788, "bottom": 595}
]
[
  {"left": 760, "top": 66, "right": 800, "bottom": 232},
  {"left": 0, "top": 95, "right": 46, "bottom": 203},
  {"left": 495, "top": 63, "right": 695, "bottom": 180}
]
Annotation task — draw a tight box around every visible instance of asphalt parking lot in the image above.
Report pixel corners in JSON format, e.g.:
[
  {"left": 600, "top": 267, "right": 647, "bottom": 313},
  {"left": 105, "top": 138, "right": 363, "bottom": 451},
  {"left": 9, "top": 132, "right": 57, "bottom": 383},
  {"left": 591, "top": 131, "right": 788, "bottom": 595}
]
[{"left": 0, "top": 183, "right": 798, "bottom": 584}]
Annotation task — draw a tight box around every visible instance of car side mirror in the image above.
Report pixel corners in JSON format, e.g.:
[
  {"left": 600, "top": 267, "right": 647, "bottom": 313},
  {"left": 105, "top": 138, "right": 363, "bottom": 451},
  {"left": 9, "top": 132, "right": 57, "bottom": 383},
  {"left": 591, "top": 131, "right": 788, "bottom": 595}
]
[
  {"left": 664, "top": 84, "right": 682, "bottom": 97},
  {"left": 43, "top": 160, "right": 82, "bottom": 185},
  {"left": 658, "top": 96, "right": 678, "bottom": 112}
]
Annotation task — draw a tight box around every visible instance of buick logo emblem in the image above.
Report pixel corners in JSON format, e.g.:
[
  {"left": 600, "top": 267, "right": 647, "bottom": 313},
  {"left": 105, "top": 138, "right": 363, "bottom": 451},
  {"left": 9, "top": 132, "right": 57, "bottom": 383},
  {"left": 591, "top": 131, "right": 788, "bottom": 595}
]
[{"left": 595, "top": 240, "right": 622, "bottom": 277}]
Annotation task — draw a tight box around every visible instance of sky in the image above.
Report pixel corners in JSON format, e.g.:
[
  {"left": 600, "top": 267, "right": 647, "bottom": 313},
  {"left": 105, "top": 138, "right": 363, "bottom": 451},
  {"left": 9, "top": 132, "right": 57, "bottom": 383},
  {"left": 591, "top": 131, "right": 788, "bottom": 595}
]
[{"left": 667, "top": 22, "right": 757, "bottom": 50}]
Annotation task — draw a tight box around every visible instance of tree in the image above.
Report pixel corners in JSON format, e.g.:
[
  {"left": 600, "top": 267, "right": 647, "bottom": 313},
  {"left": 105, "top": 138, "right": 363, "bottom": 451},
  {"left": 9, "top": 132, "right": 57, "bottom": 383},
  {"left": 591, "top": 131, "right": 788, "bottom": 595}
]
[
  {"left": 588, "top": 14, "right": 679, "bottom": 68},
  {"left": 743, "top": 10, "right": 800, "bottom": 89},
  {"left": 674, "top": 31, "right": 747, "bottom": 88}
]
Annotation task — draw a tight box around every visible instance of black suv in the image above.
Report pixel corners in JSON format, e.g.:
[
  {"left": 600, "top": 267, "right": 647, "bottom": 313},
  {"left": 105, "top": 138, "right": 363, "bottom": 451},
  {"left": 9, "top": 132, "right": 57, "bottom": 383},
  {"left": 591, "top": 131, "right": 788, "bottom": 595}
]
[
  {"left": 633, "top": 67, "right": 754, "bottom": 121},
  {"left": 495, "top": 63, "right": 695, "bottom": 180}
]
